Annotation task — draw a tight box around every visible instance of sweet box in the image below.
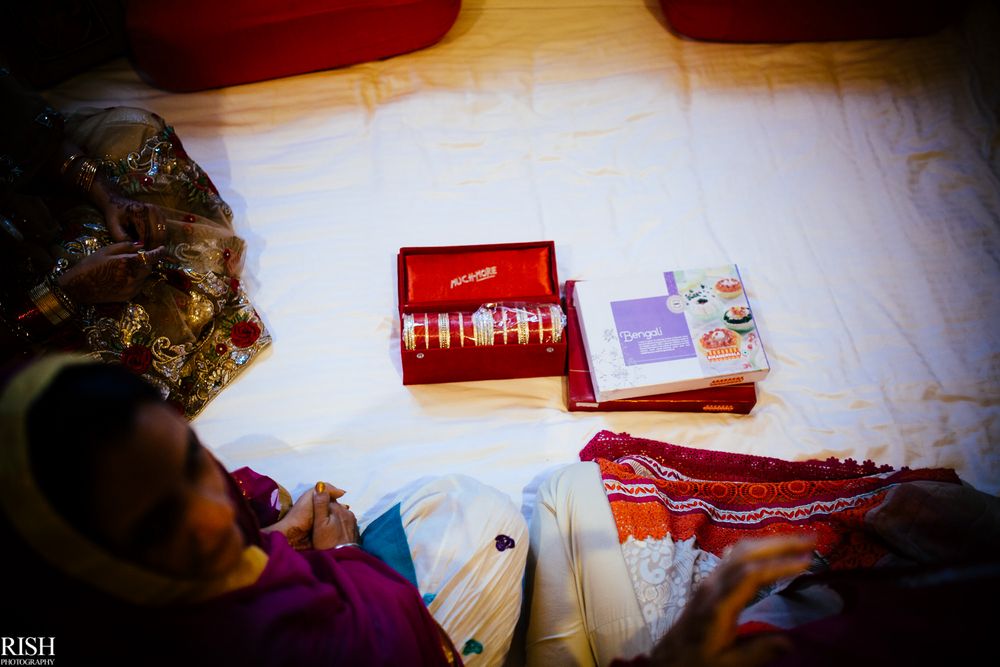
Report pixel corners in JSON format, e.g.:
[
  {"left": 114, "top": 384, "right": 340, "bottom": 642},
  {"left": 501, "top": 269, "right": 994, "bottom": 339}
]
[
  {"left": 397, "top": 241, "right": 567, "bottom": 385},
  {"left": 565, "top": 281, "right": 758, "bottom": 413},
  {"left": 573, "top": 265, "right": 770, "bottom": 401}
]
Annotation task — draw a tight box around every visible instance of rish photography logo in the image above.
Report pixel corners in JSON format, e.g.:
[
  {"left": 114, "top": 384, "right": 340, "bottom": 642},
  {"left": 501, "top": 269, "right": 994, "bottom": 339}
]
[{"left": 1, "top": 637, "right": 55, "bottom": 666}]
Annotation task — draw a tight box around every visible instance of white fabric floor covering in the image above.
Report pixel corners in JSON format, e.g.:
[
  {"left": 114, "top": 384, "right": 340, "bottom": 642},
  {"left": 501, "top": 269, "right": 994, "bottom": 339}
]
[{"left": 46, "top": 0, "right": 1000, "bottom": 529}]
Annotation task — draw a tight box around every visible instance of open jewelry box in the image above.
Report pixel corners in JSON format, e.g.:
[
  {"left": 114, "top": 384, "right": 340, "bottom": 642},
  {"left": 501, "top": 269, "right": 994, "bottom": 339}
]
[{"left": 397, "top": 241, "right": 567, "bottom": 385}]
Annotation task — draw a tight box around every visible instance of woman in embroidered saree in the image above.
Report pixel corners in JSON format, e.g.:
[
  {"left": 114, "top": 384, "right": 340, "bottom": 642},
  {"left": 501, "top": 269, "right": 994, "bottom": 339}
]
[
  {"left": 526, "top": 431, "right": 1000, "bottom": 667},
  {"left": 0, "top": 67, "right": 267, "bottom": 417},
  {"left": 0, "top": 356, "right": 527, "bottom": 665}
]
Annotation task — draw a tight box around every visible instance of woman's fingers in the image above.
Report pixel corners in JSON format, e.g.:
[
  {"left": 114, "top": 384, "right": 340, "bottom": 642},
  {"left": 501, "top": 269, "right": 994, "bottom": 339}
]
[
  {"left": 291, "top": 488, "right": 316, "bottom": 512},
  {"left": 315, "top": 481, "right": 346, "bottom": 500},
  {"left": 104, "top": 212, "right": 131, "bottom": 242},
  {"left": 312, "top": 491, "right": 331, "bottom": 526},
  {"left": 329, "top": 502, "right": 360, "bottom": 542},
  {"left": 140, "top": 245, "right": 169, "bottom": 266},
  {"left": 100, "top": 240, "right": 144, "bottom": 256},
  {"left": 703, "top": 537, "right": 814, "bottom": 655},
  {"left": 147, "top": 206, "right": 168, "bottom": 247},
  {"left": 102, "top": 195, "right": 168, "bottom": 246},
  {"left": 714, "top": 536, "right": 814, "bottom": 596}
]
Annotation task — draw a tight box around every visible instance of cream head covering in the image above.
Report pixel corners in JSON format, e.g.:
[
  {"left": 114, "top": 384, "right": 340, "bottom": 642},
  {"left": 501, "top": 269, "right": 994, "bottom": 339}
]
[{"left": 0, "top": 354, "right": 268, "bottom": 605}]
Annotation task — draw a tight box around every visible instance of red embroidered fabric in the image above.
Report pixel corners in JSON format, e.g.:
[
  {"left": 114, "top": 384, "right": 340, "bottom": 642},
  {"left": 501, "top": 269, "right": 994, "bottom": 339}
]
[{"left": 581, "top": 430, "right": 959, "bottom": 567}]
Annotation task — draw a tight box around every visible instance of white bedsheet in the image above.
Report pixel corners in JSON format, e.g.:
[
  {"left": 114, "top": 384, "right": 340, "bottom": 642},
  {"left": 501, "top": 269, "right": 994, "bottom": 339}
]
[{"left": 46, "top": 0, "right": 1000, "bottom": 522}]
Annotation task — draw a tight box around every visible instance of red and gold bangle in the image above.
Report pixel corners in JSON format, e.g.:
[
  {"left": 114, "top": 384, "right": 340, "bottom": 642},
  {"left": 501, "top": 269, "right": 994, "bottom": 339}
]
[
  {"left": 402, "top": 313, "right": 416, "bottom": 351},
  {"left": 472, "top": 306, "right": 494, "bottom": 346},
  {"left": 546, "top": 303, "right": 564, "bottom": 343},
  {"left": 437, "top": 312, "right": 450, "bottom": 349},
  {"left": 402, "top": 303, "right": 565, "bottom": 351}
]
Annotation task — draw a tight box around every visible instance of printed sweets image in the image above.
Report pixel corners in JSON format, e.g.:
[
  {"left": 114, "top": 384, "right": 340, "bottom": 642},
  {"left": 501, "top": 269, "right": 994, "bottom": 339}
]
[{"left": 573, "top": 265, "right": 769, "bottom": 401}]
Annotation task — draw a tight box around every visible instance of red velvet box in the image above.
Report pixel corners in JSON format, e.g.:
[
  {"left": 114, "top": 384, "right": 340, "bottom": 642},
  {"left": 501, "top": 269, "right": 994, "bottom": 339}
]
[
  {"left": 398, "top": 241, "right": 567, "bottom": 385},
  {"left": 565, "top": 281, "right": 757, "bottom": 413}
]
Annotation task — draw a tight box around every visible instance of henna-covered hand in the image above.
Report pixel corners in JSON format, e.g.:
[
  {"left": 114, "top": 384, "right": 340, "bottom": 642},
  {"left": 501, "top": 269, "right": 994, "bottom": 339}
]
[
  {"left": 312, "top": 486, "right": 359, "bottom": 551},
  {"left": 102, "top": 193, "right": 168, "bottom": 248},
  {"left": 260, "top": 482, "right": 349, "bottom": 551},
  {"left": 57, "top": 241, "right": 168, "bottom": 305},
  {"left": 649, "top": 534, "right": 815, "bottom": 667},
  {"left": 261, "top": 488, "right": 316, "bottom": 550}
]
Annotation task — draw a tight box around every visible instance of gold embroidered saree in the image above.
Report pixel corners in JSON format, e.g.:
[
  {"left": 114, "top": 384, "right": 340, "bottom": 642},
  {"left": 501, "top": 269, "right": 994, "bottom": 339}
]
[{"left": 58, "top": 107, "right": 270, "bottom": 417}]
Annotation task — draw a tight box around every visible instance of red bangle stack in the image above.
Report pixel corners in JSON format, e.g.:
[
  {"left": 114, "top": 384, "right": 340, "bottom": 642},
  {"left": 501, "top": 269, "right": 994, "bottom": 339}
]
[{"left": 402, "top": 303, "right": 564, "bottom": 351}]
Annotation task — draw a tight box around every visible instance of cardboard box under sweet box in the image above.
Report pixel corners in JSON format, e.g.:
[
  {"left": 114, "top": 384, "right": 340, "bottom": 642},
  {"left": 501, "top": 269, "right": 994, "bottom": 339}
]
[
  {"left": 564, "top": 280, "right": 758, "bottom": 413},
  {"left": 398, "top": 241, "right": 567, "bottom": 384}
]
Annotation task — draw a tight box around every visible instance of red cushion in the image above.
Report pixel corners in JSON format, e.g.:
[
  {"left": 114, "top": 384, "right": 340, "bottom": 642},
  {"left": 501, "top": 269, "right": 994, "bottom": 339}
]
[
  {"left": 126, "top": 0, "right": 461, "bottom": 91},
  {"left": 658, "top": 0, "right": 965, "bottom": 42}
]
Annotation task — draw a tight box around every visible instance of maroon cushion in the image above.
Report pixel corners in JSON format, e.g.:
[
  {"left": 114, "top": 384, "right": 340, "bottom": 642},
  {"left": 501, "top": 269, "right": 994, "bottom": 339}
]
[
  {"left": 658, "top": 0, "right": 965, "bottom": 42},
  {"left": 126, "top": 0, "right": 461, "bottom": 92}
]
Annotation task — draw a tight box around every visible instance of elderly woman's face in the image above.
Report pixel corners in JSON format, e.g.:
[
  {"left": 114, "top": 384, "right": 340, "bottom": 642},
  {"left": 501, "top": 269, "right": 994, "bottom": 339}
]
[{"left": 88, "top": 402, "right": 246, "bottom": 578}]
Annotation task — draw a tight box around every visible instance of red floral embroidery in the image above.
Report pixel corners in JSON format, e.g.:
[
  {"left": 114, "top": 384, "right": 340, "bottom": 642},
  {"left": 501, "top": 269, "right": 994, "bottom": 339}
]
[
  {"left": 229, "top": 277, "right": 240, "bottom": 293},
  {"left": 121, "top": 344, "right": 152, "bottom": 374},
  {"left": 216, "top": 343, "right": 228, "bottom": 355},
  {"left": 223, "top": 248, "right": 232, "bottom": 260},
  {"left": 230, "top": 321, "right": 261, "bottom": 348}
]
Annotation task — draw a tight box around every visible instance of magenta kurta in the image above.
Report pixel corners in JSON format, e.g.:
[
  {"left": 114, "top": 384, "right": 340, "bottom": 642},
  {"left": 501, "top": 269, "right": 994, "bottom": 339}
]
[{"left": 3, "top": 470, "right": 455, "bottom": 665}]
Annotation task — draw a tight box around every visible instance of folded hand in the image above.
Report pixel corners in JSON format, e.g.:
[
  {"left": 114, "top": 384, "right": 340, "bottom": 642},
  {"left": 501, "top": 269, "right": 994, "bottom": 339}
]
[
  {"left": 312, "top": 484, "right": 359, "bottom": 551},
  {"left": 102, "top": 193, "right": 168, "bottom": 248}
]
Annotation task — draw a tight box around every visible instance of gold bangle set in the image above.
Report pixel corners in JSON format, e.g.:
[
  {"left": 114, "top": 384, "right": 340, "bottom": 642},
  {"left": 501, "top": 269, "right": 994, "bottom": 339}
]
[
  {"left": 59, "top": 153, "right": 99, "bottom": 194},
  {"left": 29, "top": 282, "right": 73, "bottom": 325}
]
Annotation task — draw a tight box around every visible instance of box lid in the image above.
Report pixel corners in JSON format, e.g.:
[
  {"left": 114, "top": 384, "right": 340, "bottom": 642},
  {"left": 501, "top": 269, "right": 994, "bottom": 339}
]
[{"left": 398, "top": 241, "right": 559, "bottom": 313}]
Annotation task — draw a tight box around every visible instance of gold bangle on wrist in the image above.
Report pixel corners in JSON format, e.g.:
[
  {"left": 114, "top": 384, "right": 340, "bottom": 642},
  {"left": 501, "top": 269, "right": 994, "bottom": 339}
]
[
  {"left": 74, "top": 158, "right": 98, "bottom": 194},
  {"left": 29, "top": 282, "right": 72, "bottom": 325},
  {"left": 45, "top": 273, "right": 77, "bottom": 317},
  {"left": 59, "top": 153, "right": 84, "bottom": 176}
]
